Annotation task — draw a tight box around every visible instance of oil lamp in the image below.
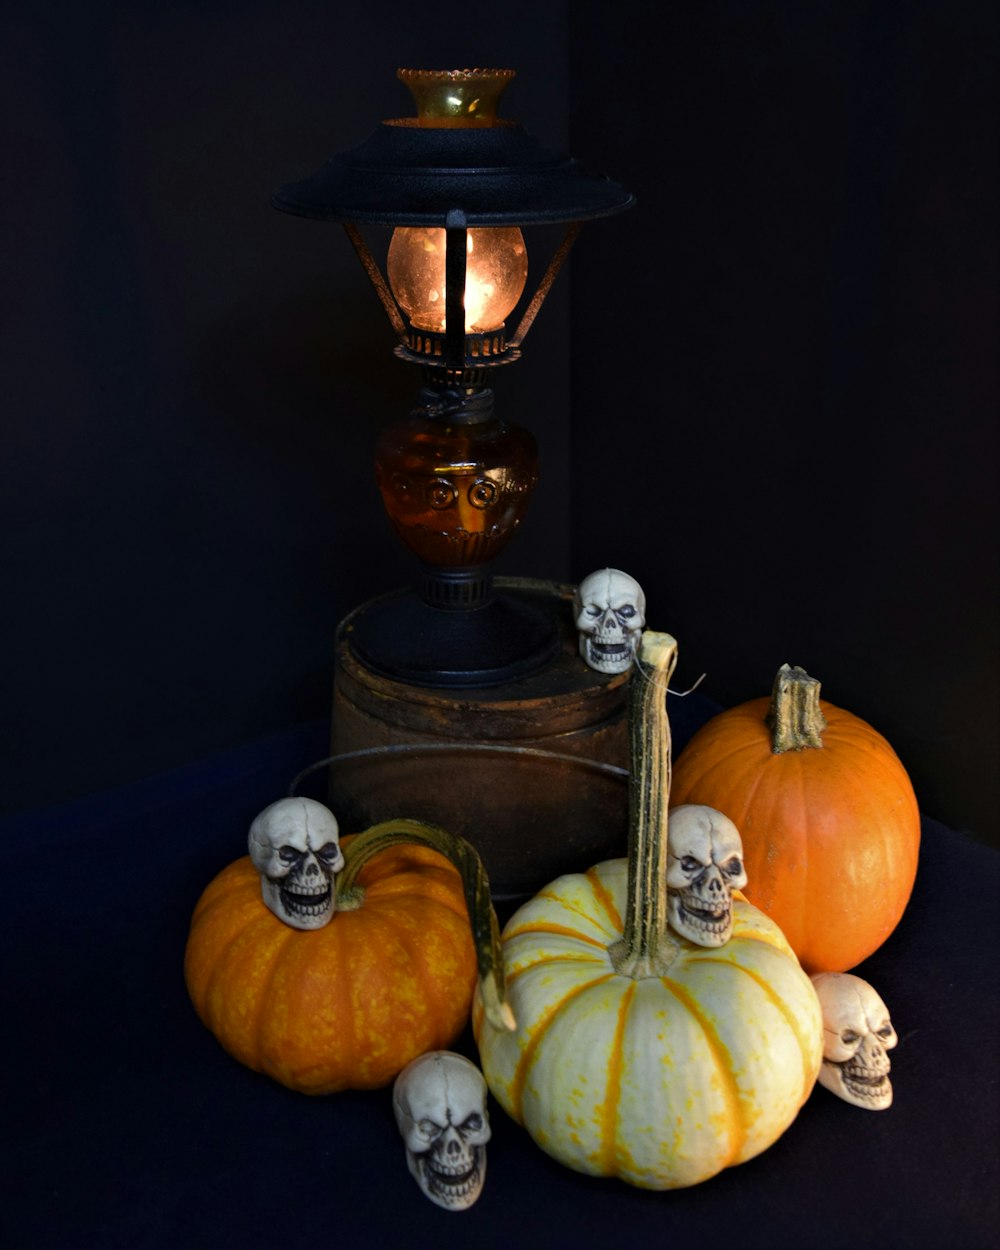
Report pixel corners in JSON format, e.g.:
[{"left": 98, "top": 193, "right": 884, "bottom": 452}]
[{"left": 273, "top": 68, "right": 633, "bottom": 686}]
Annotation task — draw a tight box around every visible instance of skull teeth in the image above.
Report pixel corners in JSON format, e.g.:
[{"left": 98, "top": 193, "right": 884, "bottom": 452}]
[
  {"left": 280, "top": 883, "right": 332, "bottom": 914},
  {"left": 432, "top": 1160, "right": 477, "bottom": 1180},
  {"left": 843, "top": 1073, "right": 891, "bottom": 1101},
  {"left": 683, "top": 899, "right": 729, "bottom": 923},
  {"left": 425, "top": 1161, "right": 482, "bottom": 1203},
  {"left": 845, "top": 1067, "right": 890, "bottom": 1086}
]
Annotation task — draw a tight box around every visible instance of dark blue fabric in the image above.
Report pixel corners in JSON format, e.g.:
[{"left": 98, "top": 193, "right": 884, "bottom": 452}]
[{"left": 3, "top": 717, "right": 998, "bottom": 1250}]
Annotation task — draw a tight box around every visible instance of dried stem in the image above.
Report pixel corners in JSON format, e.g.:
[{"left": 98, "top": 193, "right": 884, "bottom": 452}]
[
  {"left": 610, "top": 632, "right": 681, "bottom": 979},
  {"left": 766, "top": 664, "right": 827, "bottom": 753}
]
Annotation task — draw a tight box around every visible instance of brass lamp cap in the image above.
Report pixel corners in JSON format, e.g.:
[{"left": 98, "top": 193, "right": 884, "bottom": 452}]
[{"left": 398, "top": 68, "right": 516, "bottom": 127}]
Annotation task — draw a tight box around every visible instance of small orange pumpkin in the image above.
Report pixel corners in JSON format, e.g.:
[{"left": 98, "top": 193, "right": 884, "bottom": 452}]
[
  {"left": 670, "top": 665, "right": 920, "bottom": 974},
  {"left": 184, "top": 819, "right": 510, "bottom": 1094}
]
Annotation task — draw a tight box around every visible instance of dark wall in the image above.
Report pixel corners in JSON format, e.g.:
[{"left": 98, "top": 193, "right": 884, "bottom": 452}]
[
  {"left": 3, "top": 2, "right": 996, "bottom": 847},
  {"left": 569, "top": 1, "right": 998, "bottom": 842},
  {"left": 2, "top": 2, "right": 571, "bottom": 812}
]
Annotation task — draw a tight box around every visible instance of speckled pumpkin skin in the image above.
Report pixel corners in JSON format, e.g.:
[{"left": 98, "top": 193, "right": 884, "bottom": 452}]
[
  {"left": 185, "top": 838, "right": 476, "bottom": 1094},
  {"left": 670, "top": 696, "right": 921, "bottom": 974},
  {"left": 473, "top": 859, "right": 823, "bottom": 1190}
]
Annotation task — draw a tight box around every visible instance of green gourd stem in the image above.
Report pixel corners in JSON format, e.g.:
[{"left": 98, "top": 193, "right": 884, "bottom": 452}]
[
  {"left": 337, "top": 818, "right": 515, "bottom": 1033},
  {"left": 765, "top": 663, "right": 827, "bottom": 753},
  {"left": 611, "top": 631, "right": 681, "bottom": 979}
]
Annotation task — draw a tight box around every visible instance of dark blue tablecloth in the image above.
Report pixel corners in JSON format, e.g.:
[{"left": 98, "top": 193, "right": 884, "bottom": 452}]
[{"left": 3, "top": 717, "right": 998, "bottom": 1250}]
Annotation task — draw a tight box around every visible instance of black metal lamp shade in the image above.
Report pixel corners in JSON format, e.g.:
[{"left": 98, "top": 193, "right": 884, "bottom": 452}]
[{"left": 271, "top": 120, "right": 634, "bottom": 227}]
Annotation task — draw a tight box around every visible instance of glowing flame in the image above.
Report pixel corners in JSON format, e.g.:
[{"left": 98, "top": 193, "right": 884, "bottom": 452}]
[{"left": 388, "top": 227, "right": 528, "bottom": 334}]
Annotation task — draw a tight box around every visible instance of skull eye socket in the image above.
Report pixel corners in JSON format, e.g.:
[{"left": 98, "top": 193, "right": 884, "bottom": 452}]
[
  {"left": 462, "top": 1113, "right": 483, "bottom": 1133},
  {"left": 317, "top": 842, "right": 341, "bottom": 865},
  {"left": 278, "top": 847, "right": 301, "bottom": 865},
  {"left": 418, "top": 1119, "right": 443, "bottom": 1140},
  {"left": 723, "top": 857, "right": 743, "bottom": 878},
  {"left": 841, "top": 1030, "right": 860, "bottom": 1046},
  {"left": 617, "top": 605, "right": 636, "bottom": 619},
  {"left": 679, "top": 856, "right": 703, "bottom": 874},
  {"left": 585, "top": 606, "right": 602, "bottom": 617},
  {"left": 877, "top": 1024, "right": 894, "bottom": 1040}
]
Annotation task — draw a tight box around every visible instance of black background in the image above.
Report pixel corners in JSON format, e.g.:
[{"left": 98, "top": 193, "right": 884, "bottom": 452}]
[{"left": 3, "top": 0, "right": 997, "bottom": 845}]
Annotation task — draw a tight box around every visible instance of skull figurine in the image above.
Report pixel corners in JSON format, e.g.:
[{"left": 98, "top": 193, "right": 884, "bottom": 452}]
[
  {"left": 574, "top": 567, "right": 646, "bottom": 674},
  {"left": 247, "top": 797, "right": 344, "bottom": 930},
  {"left": 393, "top": 1051, "right": 491, "bottom": 1211},
  {"left": 666, "top": 804, "right": 748, "bottom": 946},
  {"left": 812, "top": 972, "right": 898, "bottom": 1110}
]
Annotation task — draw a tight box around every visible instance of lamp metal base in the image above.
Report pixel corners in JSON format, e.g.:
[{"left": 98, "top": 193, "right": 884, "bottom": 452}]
[{"left": 347, "top": 582, "right": 561, "bottom": 687}]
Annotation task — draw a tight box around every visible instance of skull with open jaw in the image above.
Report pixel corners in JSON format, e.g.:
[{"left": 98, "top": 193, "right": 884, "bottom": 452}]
[
  {"left": 666, "top": 804, "right": 748, "bottom": 946},
  {"left": 247, "top": 797, "right": 345, "bottom": 930},
  {"left": 393, "top": 1051, "right": 491, "bottom": 1211},
  {"left": 573, "top": 567, "right": 646, "bottom": 674},
  {"left": 812, "top": 972, "right": 897, "bottom": 1110}
]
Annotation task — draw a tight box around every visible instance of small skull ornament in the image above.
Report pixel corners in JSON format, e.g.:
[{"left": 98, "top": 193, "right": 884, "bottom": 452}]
[
  {"left": 247, "top": 797, "right": 345, "bottom": 930},
  {"left": 666, "top": 804, "right": 748, "bottom": 946},
  {"left": 393, "top": 1051, "right": 491, "bottom": 1212},
  {"left": 812, "top": 972, "right": 898, "bottom": 1110},
  {"left": 574, "top": 567, "right": 646, "bottom": 674}
]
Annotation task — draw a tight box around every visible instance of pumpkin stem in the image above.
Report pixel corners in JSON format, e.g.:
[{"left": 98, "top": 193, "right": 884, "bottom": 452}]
[
  {"left": 337, "top": 818, "right": 515, "bottom": 1033},
  {"left": 610, "top": 631, "right": 682, "bottom": 979},
  {"left": 766, "top": 664, "right": 827, "bottom": 753}
]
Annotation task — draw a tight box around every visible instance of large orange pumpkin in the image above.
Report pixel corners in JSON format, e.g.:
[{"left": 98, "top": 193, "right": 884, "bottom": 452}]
[
  {"left": 670, "top": 665, "right": 920, "bottom": 974},
  {"left": 185, "top": 819, "right": 510, "bottom": 1094}
]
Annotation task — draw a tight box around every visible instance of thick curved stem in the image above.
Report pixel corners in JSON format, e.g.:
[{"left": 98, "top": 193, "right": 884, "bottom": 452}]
[
  {"left": 337, "top": 818, "right": 514, "bottom": 1032},
  {"left": 610, "top": 632, "right": 681, "bottom": 979}
]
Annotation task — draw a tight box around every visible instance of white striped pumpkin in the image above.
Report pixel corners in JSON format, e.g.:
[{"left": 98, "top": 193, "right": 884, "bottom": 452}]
[{"left": 473, "top": 633, "right": 822, "bottom": 1190}]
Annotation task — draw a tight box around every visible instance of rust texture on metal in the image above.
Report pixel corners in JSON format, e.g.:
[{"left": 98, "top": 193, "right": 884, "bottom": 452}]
[{"left": 332, "top": 578, "right": 630, "bottom": 757}]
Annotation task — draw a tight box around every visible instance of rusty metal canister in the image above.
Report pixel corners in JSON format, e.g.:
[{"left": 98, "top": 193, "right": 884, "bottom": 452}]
[{"left": 327, "top": 578, "right": 631, "bottom": 898}]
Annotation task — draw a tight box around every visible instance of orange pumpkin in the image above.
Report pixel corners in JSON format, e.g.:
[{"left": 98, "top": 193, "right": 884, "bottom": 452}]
[
  {"left": 670, "top": 665, "right": 920, "bottom": 974},
  {"left": 185, "top": 819, "right": 510, "bottom": 1094}
]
